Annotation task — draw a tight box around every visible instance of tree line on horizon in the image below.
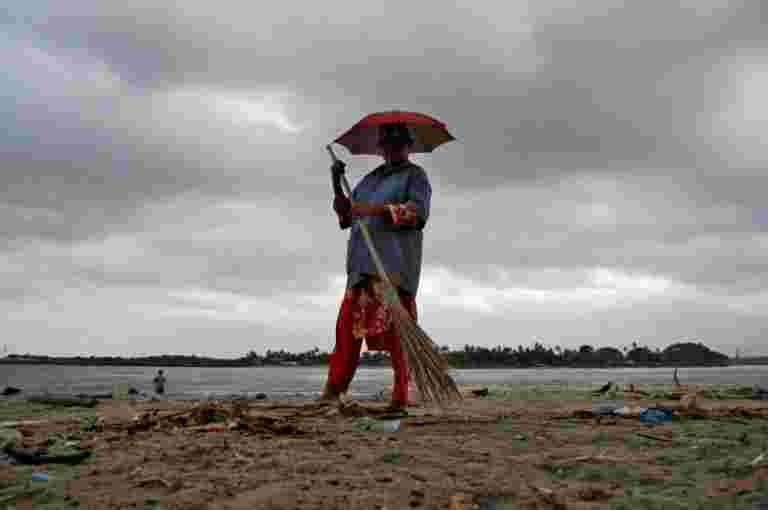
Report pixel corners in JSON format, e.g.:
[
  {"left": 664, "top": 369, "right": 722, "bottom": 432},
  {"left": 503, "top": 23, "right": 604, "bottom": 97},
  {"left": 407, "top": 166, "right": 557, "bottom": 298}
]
[{"left": 2, "top": 341, "right": 732, "bottom": 368}]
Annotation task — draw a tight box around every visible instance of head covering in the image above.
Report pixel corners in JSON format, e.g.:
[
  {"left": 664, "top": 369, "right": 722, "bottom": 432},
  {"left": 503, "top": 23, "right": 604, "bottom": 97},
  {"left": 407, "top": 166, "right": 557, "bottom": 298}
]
[{"left": 377, "top": 123, "right": 414, "bottom": 146}]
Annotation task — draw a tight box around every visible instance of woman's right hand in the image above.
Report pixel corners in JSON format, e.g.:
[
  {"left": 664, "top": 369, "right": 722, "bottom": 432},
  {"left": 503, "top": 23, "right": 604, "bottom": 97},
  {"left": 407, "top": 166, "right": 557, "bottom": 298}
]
[
  {"left": 331, "top": 160, "right": 346, "bottom": 196},
  {"left": 331, "top": 160, "right": 346, "bottom": 178}
]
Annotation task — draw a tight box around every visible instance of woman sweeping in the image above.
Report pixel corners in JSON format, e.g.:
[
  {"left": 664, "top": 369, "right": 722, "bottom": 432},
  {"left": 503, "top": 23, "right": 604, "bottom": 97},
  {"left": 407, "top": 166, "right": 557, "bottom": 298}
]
[{"left": 319, "top": 122, "right": 432, "bottom": 411}]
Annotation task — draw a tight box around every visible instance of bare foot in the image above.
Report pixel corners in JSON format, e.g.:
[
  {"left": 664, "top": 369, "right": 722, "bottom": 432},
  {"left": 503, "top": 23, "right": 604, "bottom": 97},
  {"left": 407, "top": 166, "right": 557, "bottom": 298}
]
[
  {"left": 316, "top": 392, "right": 341, "bottom": 406},
  {"left": 385, "top": 401, "right": 407, "bottom": 413}
]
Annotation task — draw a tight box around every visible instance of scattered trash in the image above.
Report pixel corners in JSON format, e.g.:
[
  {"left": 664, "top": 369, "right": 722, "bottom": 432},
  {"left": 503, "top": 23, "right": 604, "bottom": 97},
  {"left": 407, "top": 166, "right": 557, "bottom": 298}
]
[
  {"left": 372, "top": 419, "right": 401, "bottom": 433},
  {"left": 512, "top": 433, "right": 527, "bottom": 441},
  {"left": 640, "top": 407, "right": 673, "bottom": 425},
  {"left": 592, "top": 382, "right": 613, "bottom": 395},
  {"left": 188, "top": 423, "right": 228, "bottom": 433},
  {"left": 751, "top": 453, "right": 765, "bottom": 467},
  {"left": 553, "top": 451, "right": 625, "bottom": 465},
  {"left": 30, "top": 472, "right": 49, "bottom": 482},
  {"left": 27, "top": 396, "right": 98, "bottom": 408},
  {"left": 352, "top": 416, "right": 401, "bottom": 433},
  {"left": 0, "top": 451, "right": 15, "bottom": 465},
  {"left": 471, "top": 388, "right": 489, "bottom": 397},
  {"left": 591, "top": 401, "right": 623, "bottom": 416},
  {"left": 1, "top": 387, "right": 21, "bottom": 396},
  {"left": 475, "top": 495, "right": 516, "bottom": 510},
  {"left": 753, "top": 385, "right": 768, "bottom": 401},
  {"left": 0, "top": 420, "right": 48, "bottom": 428},
  {"left": 3, "top": 446, "right": 92, "bottom": 465},
  {"left": 117, "top": 401, "right": 305, "bottom": 436},
  {"left": 614, "top": 406, "right": 647, "bottom": 417},
  {"left": 636, "top": 432, "right": 673, "bottom": 442}
]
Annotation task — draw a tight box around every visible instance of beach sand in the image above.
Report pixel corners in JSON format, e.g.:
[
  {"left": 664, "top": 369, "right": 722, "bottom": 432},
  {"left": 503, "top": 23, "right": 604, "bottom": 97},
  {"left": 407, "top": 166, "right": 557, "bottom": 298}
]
[{"left": 2, "top": 384, "right": 767, "bottom": 509}]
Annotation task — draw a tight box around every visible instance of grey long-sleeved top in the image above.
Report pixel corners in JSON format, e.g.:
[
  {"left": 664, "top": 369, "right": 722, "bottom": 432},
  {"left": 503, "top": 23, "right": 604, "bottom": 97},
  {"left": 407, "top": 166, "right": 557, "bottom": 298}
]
[{"left": 333, "top": 160, "right": 431, "bottom": 296}]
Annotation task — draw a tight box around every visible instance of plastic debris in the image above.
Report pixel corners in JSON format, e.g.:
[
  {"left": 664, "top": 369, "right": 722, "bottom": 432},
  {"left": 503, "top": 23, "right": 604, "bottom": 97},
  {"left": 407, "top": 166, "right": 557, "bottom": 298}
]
[
  {"left": 751, "top": 453, "right": 766, "bottom": 467},
  {"left": 614, "top": 406, "right": 647, "bottom": 417},
  {"left": 591, "top": 401, "right": 623, "bottom": 416},
  {"left": 31, "top": 472, "right": 49, "bottom": 482},
  {"left": 352, "top": 416, "right": 401, "bottom": 433},
  {"left": 639, "top": 407, "right": 673, "bottom": 424}
]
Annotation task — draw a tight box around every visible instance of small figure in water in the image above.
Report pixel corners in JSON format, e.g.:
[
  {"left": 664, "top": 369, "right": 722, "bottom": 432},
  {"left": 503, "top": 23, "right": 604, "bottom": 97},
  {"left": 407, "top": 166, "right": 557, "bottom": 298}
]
[{"left": 153, "top": 369, "right": 166, "bottom": 395}]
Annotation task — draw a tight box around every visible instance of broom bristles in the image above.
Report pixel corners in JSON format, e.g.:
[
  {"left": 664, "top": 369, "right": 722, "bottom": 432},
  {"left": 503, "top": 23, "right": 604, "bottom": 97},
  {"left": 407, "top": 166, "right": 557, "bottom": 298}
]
[{"left": 390, "top": 302, "right": 462, "bottom": 407}]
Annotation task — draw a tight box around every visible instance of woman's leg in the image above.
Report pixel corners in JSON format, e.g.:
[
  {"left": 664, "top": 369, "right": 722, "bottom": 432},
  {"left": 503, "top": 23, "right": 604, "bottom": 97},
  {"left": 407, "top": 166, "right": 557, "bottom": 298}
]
[
  {"left": 321, "top": 293, "right": 363, "bottom": 400},
  {"left": 388, "top": 293, "right": 417, "bottom": 408}
]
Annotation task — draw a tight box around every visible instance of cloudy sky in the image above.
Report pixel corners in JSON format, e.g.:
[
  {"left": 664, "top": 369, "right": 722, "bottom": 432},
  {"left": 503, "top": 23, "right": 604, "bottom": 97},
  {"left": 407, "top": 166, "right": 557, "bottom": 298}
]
[{"left": 2, "top": 1, "right": 767, "bottom": 357}]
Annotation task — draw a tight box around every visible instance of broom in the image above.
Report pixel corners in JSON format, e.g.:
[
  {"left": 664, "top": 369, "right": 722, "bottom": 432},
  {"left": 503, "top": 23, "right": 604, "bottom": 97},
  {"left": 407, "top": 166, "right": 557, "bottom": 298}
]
[{"left": 326, "top": 144, "right": 462, "bottom": 408}]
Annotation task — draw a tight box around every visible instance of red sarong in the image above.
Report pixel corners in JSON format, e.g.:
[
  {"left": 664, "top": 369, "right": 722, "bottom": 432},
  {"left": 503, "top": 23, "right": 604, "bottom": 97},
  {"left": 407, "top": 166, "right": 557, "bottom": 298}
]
[{"left": 326, "top": 283, "right": 417, "bottom": 405}]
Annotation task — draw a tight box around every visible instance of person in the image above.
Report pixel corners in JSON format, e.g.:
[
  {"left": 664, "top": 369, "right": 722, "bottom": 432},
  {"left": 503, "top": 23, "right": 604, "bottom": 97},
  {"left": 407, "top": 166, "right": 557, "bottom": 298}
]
[
  {"left": 153, "top": 369, "right": 166, "bottom": 395},
  {"left": 320, "top": 122, "right": 432, "bottom": 411}
]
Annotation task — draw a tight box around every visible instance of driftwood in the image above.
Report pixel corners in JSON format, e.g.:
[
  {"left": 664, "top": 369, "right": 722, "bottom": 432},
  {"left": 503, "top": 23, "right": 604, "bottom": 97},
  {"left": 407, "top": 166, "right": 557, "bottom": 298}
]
[
  {"left": 0, "top": 420, "right": 49, "bottom": 428},
  {"left": 115, "top": 401, "right": 306, "bottom": 436},
  {"left": 636, "top": 432, "right": 673, "bottom": 442},
  {"left": 552, "top": 450, "right": 626, "bottom": 464},
  {"left": 27, "top": 396, "right": 98, "bottom": 408}
]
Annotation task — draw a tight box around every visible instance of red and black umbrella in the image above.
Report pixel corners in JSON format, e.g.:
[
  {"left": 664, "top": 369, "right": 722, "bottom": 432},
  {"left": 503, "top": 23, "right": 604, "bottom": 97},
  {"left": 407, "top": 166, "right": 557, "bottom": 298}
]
[{"left": 332, "top": 110, "right": 455, "bottom": 155}]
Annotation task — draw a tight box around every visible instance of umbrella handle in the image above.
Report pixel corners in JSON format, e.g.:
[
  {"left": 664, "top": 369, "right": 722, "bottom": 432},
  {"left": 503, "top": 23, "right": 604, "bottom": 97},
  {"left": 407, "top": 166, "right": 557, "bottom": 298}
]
[
  {"left": 326, "top": 144, "right": 353, "bottom": 197},
  {"left": 325, "top": 144, "right": 397, "bottom": 298}
]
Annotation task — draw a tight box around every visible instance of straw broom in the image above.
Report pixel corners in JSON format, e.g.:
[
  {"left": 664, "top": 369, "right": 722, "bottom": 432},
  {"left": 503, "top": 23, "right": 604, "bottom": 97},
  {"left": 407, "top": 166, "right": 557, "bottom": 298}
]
[{"left": 326, "top": 145, "right": 462, "bottom": 408}]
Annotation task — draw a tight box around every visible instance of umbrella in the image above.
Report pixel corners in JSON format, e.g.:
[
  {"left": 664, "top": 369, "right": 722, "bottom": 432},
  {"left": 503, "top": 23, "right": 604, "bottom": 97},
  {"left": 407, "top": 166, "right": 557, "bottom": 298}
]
[{"left": 333, "top": 110, "right": 455, "bottom": 155}]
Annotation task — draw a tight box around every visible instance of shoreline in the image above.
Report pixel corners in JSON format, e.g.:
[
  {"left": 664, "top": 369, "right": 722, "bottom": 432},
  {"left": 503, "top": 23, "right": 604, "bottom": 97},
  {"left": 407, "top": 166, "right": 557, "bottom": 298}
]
[{"left": 0, "top": 360, "right": 750, "bottom": 368}]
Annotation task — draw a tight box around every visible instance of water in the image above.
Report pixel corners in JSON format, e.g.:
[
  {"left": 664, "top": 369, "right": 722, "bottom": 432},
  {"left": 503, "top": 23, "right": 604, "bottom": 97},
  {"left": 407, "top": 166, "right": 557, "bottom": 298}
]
[{"left": 1, "top": 364, "right": 766, "bottom": 400}]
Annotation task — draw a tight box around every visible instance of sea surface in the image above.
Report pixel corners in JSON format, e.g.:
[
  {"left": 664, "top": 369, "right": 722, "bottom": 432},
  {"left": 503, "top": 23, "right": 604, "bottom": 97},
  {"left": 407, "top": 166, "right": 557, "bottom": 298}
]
[{"left": 2, "top": 365, "right": 767, "bottom": 400}]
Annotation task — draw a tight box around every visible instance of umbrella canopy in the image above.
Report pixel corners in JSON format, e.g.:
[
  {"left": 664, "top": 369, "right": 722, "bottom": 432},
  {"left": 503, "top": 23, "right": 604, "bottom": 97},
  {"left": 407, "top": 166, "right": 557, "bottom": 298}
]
[{"left": 333, "top": 111, "right": 455, "bottom": 155}]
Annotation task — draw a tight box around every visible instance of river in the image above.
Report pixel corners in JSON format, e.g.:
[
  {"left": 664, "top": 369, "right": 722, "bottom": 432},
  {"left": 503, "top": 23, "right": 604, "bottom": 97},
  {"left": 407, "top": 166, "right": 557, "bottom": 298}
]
[{"left": 2, "top": 364, "right": 767, "bottom": 400}]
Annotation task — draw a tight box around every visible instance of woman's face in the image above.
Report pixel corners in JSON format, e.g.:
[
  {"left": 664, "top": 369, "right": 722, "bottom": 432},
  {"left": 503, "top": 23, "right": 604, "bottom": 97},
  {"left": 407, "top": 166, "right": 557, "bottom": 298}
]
[{"left": 378, "top": 139, "right": 410, "bottom": 161}]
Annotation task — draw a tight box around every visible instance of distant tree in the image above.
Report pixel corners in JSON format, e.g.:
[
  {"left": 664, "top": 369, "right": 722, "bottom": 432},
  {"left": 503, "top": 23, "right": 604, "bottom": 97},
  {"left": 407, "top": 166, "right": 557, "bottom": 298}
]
[
  {"left": 663, "top": 342, "right": 729, "bottom": 365},
  {"left": 594, "top": 347, "right": 624, "bottom": 365}
]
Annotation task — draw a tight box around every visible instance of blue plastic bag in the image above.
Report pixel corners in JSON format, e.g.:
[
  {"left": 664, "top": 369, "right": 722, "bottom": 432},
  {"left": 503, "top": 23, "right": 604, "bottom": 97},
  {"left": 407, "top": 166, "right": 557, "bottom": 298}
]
[{"left": 640, "top": 407, "right": 673, "bottom": 424}]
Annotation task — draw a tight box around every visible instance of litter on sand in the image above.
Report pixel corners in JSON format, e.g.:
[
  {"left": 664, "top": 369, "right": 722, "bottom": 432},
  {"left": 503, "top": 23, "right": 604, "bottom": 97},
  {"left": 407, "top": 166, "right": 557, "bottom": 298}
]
[
  {"left": 30, "top": 472, "right": 49, "bottom": 482},
  {"left": 639, "top": 407, "right": 674, "bottom": 424}
]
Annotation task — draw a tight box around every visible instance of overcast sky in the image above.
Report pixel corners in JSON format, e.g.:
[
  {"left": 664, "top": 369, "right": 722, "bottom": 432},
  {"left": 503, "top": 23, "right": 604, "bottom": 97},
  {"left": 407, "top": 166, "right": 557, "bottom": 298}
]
[{"left": 2, "top": 1, "right": 767, "bottom": 357}]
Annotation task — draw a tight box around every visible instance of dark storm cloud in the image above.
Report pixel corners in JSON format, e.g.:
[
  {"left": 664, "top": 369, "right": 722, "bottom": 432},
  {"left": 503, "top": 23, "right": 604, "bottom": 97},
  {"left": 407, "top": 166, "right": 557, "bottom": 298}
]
[{"left": 1, "top": 1, "right": 767, "bottom": 355}]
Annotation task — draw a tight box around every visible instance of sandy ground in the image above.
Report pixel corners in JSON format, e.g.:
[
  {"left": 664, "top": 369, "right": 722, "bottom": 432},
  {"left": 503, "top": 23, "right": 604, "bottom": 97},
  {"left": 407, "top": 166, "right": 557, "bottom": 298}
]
[{"left": 2, "top": 385, "right": 768, "bottom": 509}]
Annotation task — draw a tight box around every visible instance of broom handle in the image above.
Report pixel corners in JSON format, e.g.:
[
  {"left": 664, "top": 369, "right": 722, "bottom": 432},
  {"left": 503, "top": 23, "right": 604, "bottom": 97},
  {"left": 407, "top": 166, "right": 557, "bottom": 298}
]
[{"left": 326, "top": 145, "right": 399, "bottom": 303}]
